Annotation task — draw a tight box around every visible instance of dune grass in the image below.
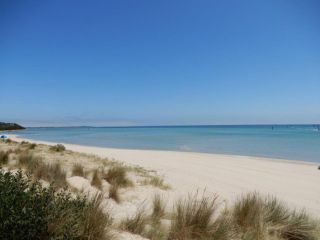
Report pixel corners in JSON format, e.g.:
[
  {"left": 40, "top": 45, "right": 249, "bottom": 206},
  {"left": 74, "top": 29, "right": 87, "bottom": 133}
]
[
  {"left": 27, "top": 143, "right": 37, "bottom": 150},
  {"left": 50, "top": 144, "right": 66, "bottom": 152},
  {"left": 2, "top": 140, "right": 319, "bottom": 240},
  {"left": 80, "top": 193, "right": 113, "bottom": 239},
  {"left": 142, "top": 225, "right": 168, "bottom": 240},
  {"left": 91, "top": 169, "right": 102, "bottom": 189},
  {"left": 34, "top": 162, "right": 67, "bottom": 188},
  {"left": 152, "top": 194, "right": 166, "bottom": 223},
  {"left": 231, "top": 192, "right": 320, "bottom": 240},
  {"left": 0, "top": 150, "right": 10, "bottom": 165},
  {"left": 72, "top": 163, "right": 85, "bottom": 177},
  {"left": 19, "top": 141, "right": 37, "bottom": 149},
  {"left": 108, "top": 184, "right": 120, "bottom": 203},
  {"left": 142, "top": 175, "right": 170, "bottom": 190},
  {"left": 104, "top": 166, "right": 133, "bottom": 187},
  {"left": 17, "top": 150, "right": 42, "bottom": 172},
  {"left": 168, "top": 192, "right": 219, "bottom": 240},
  {"left": 120, "top": 207, "right": 148, "bottom": 235}
]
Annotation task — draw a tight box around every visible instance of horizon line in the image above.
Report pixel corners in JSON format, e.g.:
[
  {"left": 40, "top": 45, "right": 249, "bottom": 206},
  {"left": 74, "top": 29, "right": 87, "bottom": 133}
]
[{"left": 22, "top": 123, "right": 320, "bottom": 128}]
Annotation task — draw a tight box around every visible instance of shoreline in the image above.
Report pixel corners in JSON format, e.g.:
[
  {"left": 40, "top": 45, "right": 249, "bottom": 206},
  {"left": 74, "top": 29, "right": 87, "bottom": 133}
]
[
  {"left": 9, "top": 134, "right": 320, "bottom": 216},
  {"left": 8, "top": 134, "right": 318, "bottom": 166}
]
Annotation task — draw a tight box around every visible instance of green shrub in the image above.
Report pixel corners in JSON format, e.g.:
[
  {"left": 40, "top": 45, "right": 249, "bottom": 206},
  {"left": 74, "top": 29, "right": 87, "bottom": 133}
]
[
  {"left": 0, "top": 171, "right": 51, "bottom": 239},
  {"left": 0, "top": 171, "right": 112, "bottom": 240},
  {"left": 50, "top": 144, "right": 66, "bottom": 152},
  {"left": 104, "top": 166, "right": 132, "bottom": 187}
]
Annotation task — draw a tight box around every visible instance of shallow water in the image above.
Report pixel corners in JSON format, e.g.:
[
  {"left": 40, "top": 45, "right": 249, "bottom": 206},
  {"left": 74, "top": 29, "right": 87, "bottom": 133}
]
[{"left": 8, "top": 125, "right": 320, "bottom": 163}]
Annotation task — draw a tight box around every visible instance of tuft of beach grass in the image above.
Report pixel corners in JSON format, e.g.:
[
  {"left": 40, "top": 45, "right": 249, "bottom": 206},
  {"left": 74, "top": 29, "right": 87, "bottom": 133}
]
[
  {"left": 168, "top": 192, "right": 219, "bottom": 240},
  {"left": 104, "top": 166, "right": 133, "bottom": 187},
  {"left": 72, "top": 163, "right": 85, "bottom": 177},
  {"left": 120, "top": 206, "right": 148, "bottom": 235},
  {"left": 142, "top": 175, "right": 171, "bottom": 190},
  {"left": 108, "top": 184, "right": 120, "bottom": 203},
  {"left": 91, "top": 169, "right": 102, "bottom": 189},
  {"left": 151, "top": 194, "right": 166, "bottom": 223},
  {"left": 50, "top": 144, "right": 66, "bottom": 152}
]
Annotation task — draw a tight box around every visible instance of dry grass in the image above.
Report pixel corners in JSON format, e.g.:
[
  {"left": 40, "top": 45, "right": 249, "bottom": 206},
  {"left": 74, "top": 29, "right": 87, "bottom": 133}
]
[
  {"left": 50, "top": 144, "right": 66, "bottom": 152},
  {"left": 19, "top": 141, "right": 37, "bottom": 150},
  {"left": 17, "top": 151, "right": 42, "bottom": 172},
  {"left": 0, "top": 150, "right": 10, "bottom": 165},
  {"left": 34, "top": 162, "right": 67, "bottom": 188},
  {"left": 231, "top": 192, "right": 320, "bottom": 240},
  {"left": 104, "top": 166, "right": 133, "bottom": 187},
  {"left": 72, "top": 163, "right": 85, "bottom": 177},
  {"left": 91, "top": 169, "right": 102, "bottom": 189},
  {"left": 120, "top": 207, "right": 148, "bottom": 235},
  {"left": 168, "top": 192, "right": 219, "bottom": 240},
  {"left": 80, "top": 193, "right": 113, "bottom": 240},
  {"left": 27, "top": 143, "right": 37, "bottom": 150},
  {"left": 152, "top": 194, "right": 166, "bottom": 223},
  {"left": 108, "top": 184, "right": 120, "bottom": 203},
  {"left": 143, "top": 226, "right": 168, "bottom": 240},
  {"left": 142, "top": 176, "right": 170, "bottom": 190}
]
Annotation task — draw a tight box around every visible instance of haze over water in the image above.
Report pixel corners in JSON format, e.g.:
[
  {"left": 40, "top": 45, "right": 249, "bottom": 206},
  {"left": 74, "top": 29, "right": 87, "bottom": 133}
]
[{"left": 9, "top": 125, "right": 320, "bottom": 163}]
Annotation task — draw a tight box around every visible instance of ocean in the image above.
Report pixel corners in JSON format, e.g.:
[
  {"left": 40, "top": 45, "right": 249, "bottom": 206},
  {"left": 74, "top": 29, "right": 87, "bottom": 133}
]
[{"left": 7, "top": 125, "right": 320, "bottom": 163}]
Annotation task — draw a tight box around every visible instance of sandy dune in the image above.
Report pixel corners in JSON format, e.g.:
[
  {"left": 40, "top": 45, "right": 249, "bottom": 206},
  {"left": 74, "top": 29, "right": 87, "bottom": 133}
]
[{"left": 11, "top": 135, "right": 320, "bottom": 216}]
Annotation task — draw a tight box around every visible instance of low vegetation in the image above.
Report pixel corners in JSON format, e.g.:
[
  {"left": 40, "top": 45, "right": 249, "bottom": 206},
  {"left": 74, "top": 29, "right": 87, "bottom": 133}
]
[
  {"left": 151, "top": 194, "right": 166, "bottom": 223},
  {"left": 231, "top": 192, "right": 320, "bottom": 240},
  {"left": 0, "top": 171, "right": 113, "bottom": 240},
  {"left": 72, "top": 163, "right": 85, "bottom": 177},
  {"left": 17, "top": 150, "right": 67, "bottom": 188},
  {"left": 50, "top": 144, "right": 66, "bottom": 152},
  {"left": 120, "top": 207, "right": 148, "bottom": 235},
  {"left": 142, "top": 175, "right": 171, "bottom": 190},
  {"left": 168, "top": 192, "right": 219, "bottom": 240},
  {"left": 108, "top": 184, "right": 120, "bottom": 203},
  {"left": 104, "top": 166, "right": 133, "bottom": 187},
  {"left": 0, "top": 150, "right": 10, "bottom": 165},
  {"left": 167, "top": 192, "right": 320, "bottom": 240},
  {"left": 17, "top": 150, "right": 42, "bottom": 172},
  {"left": 34, "top": 162, "right": 67, "bottom": 188},
  {"left": 1, "top": 140, "right": 319, "bottom": 240},
  {"left": 91, "top": 169, "right": 102, "bottom": 189}
]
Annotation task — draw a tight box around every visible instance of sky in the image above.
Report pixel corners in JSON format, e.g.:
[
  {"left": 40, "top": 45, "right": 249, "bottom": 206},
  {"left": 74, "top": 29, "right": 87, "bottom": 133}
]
[{"left": 1, "top": 0, "right": 320, "bottom": 127}]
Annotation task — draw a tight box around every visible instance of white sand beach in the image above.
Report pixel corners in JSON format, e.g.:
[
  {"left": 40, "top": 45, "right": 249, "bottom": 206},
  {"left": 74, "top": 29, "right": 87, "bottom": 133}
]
[{"left": 10, "top": 135, "right": 320, "bottom": 216}]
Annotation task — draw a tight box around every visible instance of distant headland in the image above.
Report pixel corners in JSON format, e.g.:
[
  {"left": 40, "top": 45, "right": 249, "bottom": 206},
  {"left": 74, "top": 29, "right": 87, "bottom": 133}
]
[{"left": 0, "top": 122, "right": 25, "bottom": 131}]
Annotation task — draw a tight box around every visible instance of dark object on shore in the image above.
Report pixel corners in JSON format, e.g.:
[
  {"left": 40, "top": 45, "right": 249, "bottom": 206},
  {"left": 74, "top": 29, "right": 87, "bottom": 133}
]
[
  {"left": 318, "top": 166, "right": 320, "bottom": 170},
  {"left": 0, "top": 122, "right": 25, "bottom": 131}
]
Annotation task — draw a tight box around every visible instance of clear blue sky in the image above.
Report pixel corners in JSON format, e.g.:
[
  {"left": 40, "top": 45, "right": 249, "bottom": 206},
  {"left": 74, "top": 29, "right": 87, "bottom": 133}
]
[{"left": 1, "top": 0, "right": 319, "bottom": 126}]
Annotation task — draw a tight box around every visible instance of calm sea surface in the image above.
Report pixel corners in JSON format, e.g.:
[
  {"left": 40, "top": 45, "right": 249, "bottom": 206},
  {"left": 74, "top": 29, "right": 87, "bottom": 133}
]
[{"left": 7, "top": 125, "right": 320, "bottom": 163}]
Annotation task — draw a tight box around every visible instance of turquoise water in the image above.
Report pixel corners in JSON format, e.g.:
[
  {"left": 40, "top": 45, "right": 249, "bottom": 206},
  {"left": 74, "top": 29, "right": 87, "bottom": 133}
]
[{"left": 7, "top": 125, "right": 320, "bottom": 163}]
